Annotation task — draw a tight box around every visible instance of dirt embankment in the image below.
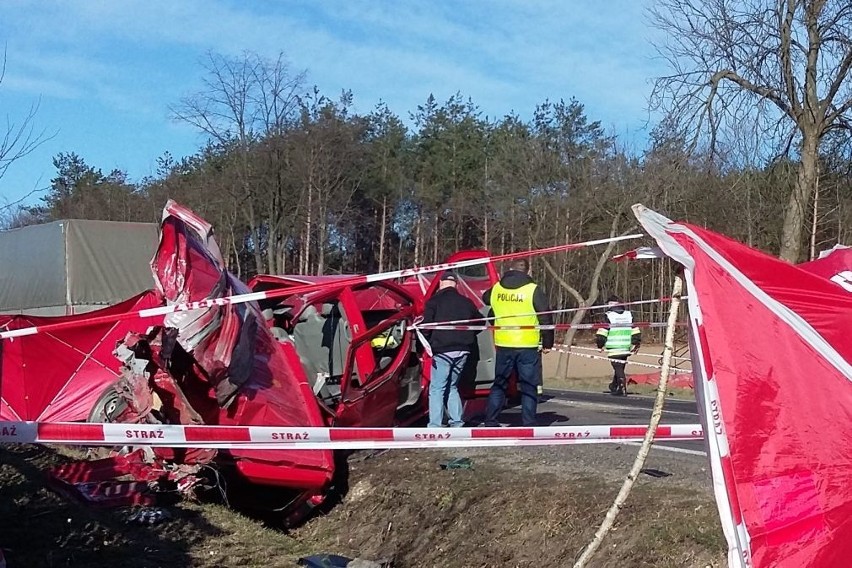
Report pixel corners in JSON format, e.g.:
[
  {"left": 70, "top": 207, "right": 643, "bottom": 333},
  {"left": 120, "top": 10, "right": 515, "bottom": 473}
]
[
  {"left": 541, "top": 343, "right": 695, "bottom": 397},
  {"left": 543, "top": 343, "right": 692, "bottom": 380},
  {"left": 1, "top": 443, "right": 724, "bottom": 568},
  {"left": 299, "top": 446, "right": 724, "bottom": 568}
]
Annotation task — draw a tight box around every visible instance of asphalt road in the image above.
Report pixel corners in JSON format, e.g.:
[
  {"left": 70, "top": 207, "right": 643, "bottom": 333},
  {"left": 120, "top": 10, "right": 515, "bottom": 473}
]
[
  {"left": 442, "top": 388, "right": 713, "bottom": 491},
  {"left": 484, "top": 388, "right": 706, "bottom": 456}
]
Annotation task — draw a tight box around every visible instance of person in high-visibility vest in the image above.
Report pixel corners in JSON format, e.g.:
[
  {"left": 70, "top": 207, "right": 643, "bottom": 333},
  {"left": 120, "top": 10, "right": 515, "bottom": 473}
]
[
  {"left": 595, "top": 295, "right": 641, "bottom": 396},
  {"left": 481, "top": 258, "right": 554, "bottom": 427}
]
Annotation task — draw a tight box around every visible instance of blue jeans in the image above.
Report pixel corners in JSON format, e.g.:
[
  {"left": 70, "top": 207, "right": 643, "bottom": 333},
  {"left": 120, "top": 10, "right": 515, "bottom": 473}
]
[
  {"left": 428, "top": 352, "right": 469, "bottom": 428},
  {"left": 485, "top": 347, "right": 540, "bottom": 427}
]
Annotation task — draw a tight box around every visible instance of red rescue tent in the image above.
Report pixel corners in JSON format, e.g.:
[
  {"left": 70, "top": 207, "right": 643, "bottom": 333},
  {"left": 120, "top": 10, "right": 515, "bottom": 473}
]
[
  {"left": 798, "top": 245, "right": 852, "bottom": 289},
  {"left": 0, "top": 291, "right": 162, "bottom": 422},
  {"left": 635, "top": 204, "right": 852, "bottom": 568}
]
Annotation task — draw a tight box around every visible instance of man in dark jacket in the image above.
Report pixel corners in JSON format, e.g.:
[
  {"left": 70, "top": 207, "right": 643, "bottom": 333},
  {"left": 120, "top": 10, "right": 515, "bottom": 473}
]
[
  {"left": 482, "top": 258, "right": 554, "bottom": 427},
  {"left": 421, "top": 271, "right": 483, "bottom": 428}
]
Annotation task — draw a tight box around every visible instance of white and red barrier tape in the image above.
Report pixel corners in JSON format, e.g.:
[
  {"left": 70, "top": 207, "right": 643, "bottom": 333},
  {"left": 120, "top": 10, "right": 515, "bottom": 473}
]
[
  {"left": 569, "top": 344, "right": 692, "bottom": 364},
  {"left": 412, "top": 321, "right": 682, "bottom": 331},
  {"left": 549, "top": 345, "right": 692, "bottom": 373},
  {"left": 415, "top": 296, "right": 690, "bottom": 328},
  {"left": 0, "top": 234, "right": 642, "bottom": 341},
  {"left": 0, "top": 421, "right": 703, "bottom": 450}
]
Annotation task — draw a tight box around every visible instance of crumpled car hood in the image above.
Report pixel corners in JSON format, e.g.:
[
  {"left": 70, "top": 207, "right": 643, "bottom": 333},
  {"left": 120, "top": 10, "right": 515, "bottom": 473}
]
[{"left": 152, "top": 200, "right": 258, "bottom": 406}]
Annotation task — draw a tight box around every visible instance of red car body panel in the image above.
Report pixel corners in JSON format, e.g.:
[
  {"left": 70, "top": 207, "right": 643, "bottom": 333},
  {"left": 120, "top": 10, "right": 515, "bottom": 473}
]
[
  {"left": 251, "top": 249, "right": 507, "bottom": 409},
  {"left": 247, "top": 275, "right": 423, "bottom": 428},
  {"left": 3, "top": 202, "right": 501, "bottom": 519},
  {"left": 149, "top": 202, "right": 335, "bottom": 491}
]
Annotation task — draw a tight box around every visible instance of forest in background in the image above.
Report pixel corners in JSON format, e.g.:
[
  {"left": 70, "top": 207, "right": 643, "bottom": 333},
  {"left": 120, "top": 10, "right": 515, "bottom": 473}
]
[{"left": 2, "top": 1, "right": 851, "bottom": 340}]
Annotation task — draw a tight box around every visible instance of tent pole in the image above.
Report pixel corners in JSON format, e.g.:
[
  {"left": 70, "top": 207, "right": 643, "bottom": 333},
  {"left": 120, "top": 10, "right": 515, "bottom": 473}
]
[{"left": 572, "top": 274, "right": 684, "bottom": 568}]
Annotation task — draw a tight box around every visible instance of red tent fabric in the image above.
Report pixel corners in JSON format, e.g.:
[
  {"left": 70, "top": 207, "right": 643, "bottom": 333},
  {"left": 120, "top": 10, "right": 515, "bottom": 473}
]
[
  {"left": 0, "top": 291, "right": 162, "bottom": 422},
  {"left": 611, "top": 246, "right": 665, "bottom": 262},
  {"left": 628, "top": 371, "right": 695, "bottom": 389},
  {"left": 798, "top": 245, "right": 852, "bottom": 290},
  {"left": 635, "top": 205, "right": 852, "bottom": 568}
]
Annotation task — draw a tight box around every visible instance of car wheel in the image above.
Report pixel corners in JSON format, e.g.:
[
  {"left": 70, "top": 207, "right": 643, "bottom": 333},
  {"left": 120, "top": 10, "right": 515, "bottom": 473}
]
[{"left": 88, "top": 384, "right": 128, "bottom": 423}]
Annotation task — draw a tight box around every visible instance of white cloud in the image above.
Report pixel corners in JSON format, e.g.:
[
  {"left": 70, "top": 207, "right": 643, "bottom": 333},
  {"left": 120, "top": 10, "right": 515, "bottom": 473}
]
[
  {"left": 0, "top": 0, "right": 663, "bottom": 125},
  {"left": 1, "top": 73, "right": 85, "bottom": 100}
]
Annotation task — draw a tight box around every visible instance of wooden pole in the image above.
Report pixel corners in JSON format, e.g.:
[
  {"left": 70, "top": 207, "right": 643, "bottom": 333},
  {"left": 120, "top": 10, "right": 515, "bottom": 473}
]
[{"left": 572, "top": 274, "right": 684, "bottom": 568}]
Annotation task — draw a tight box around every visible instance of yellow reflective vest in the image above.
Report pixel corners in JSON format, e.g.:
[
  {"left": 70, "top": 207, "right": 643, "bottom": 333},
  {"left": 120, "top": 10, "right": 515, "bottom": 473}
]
[
  {"left": 490, "top": 282, "right": 540, "bottom": 348},
  {"left": 371, "top": 328, "right": 399, "bottom": 350},
  {"left": 596, "top": 310, "right": 640, "bottom": 355}
]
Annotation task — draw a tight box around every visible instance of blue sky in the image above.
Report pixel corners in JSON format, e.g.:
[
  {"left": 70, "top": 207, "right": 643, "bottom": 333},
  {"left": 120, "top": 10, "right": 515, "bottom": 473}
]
[{"left": 0, "top": 0, "right": 664, "bottom": 208}]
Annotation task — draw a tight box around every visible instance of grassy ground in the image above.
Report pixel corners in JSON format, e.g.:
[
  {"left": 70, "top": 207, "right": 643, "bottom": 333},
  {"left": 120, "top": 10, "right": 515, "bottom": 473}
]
[{"left": 1, "top": 443, "right": 725, "bottom": 568}]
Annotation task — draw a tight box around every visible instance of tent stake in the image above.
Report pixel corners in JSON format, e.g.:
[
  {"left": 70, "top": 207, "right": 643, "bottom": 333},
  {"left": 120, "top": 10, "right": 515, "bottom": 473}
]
[{"left": 572, "top": 274, "right": 684, "bottom": 568}]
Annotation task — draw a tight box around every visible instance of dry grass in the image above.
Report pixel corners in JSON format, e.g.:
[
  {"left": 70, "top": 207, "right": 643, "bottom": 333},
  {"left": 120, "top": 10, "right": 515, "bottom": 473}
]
[
  {"left": 0, "top": 444, "right": 307, "bottom": 568},
  {"left": 540, "top": 343, "right": 695, "bottom": 400},
  {"left": 544, "top": 374, "right": 696, "bottom": 400},
  {"left": 1, "top": 444, "right": 725, "bottom": 568},
  {"left": 297, "top": 451, "right": 725, "bottom": 568}
]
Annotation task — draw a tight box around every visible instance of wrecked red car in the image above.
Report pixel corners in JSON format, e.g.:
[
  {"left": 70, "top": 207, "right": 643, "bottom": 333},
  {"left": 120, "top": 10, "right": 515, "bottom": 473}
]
[
  {"left": 248, "top": 250, "right": 504, "bottom": 408},
  {"left": 1, "top": 201, "right": 502, "bottom": 522}
]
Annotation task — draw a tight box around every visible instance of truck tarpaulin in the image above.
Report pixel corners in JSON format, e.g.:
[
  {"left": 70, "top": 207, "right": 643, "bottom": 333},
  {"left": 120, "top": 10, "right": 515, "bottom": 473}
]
[{"left": 0, "top": 219, "right": 158, "bottom": 315}]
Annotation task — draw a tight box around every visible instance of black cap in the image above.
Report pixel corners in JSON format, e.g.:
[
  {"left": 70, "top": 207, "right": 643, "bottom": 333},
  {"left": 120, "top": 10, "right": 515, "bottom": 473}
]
[{"left": 440, "top": 271, "right": 458, "bottom": 281}]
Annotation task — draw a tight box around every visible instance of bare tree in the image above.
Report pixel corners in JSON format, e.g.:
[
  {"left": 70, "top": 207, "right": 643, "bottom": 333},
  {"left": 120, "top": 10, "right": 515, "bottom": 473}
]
[
  {"left": 545, "top": 214, "right": 637, "bottom": 379},
  {"left": 170, "top": 50, "right": 304, "bottom": 146},
  {"left": 650, "top": 0, "right": 852, "bottom": 262},
  {"left": 0, "top": 49, "right": 55, "bottom": 219},
  {"left": 169, "top": 50, "right": 305, "bottom": 274}
]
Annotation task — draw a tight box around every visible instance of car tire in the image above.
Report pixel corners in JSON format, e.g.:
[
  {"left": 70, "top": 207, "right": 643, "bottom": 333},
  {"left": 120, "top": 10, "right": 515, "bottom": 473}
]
[{"left": 88, "top": 383, "right": 128, "bottom": 424}]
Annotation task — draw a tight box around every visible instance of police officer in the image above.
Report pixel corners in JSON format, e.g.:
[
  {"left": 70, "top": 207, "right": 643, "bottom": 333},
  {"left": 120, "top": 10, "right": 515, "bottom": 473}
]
[
  {"left": 595, "top": 295, "right": 641, "bottom": 396},
  {"left": 482, "top": 258, "right": 554, "bottom": 427}
]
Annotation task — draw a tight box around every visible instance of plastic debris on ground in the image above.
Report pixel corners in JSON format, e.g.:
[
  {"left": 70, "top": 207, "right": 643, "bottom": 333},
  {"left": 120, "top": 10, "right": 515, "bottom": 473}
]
[
  {"left": 439, "top": 457, "right": 473, "bottom": 470},
  {"left": 298, "top": 555, "right": 393, "bottom": 568},
  {"left": 639, "top": 468, "right": 673, "bottom": 478},
  {"left": 126, "top": 506, "right": 173, "bottom": 525}
]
